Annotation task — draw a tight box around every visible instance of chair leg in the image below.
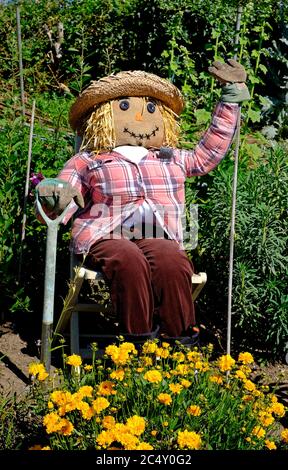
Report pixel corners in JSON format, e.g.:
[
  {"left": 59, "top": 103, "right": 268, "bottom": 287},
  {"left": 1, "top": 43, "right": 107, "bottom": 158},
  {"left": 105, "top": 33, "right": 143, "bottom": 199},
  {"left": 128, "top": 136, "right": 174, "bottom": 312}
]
[{"left": 70, "top": 311, "right": 80, "bottom": 355}]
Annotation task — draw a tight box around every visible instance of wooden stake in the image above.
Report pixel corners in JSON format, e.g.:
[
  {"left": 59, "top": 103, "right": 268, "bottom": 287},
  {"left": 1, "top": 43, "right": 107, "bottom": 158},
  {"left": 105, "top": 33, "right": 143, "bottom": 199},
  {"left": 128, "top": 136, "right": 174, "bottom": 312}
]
[
  {"left": 18, "top": 100, "right": 36, "bottom": 282},
  {"left": 16, "top": 6, "right": 25, "bottom": 116},
  {"left": 227, "top": 3, "right": 243, "bottom": 356}
]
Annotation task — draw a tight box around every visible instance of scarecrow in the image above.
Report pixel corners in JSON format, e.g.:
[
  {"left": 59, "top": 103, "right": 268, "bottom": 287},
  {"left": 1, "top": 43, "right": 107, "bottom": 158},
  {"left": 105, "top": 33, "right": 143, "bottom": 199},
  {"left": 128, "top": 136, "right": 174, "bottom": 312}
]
[{"left": 37, "top": 60, "right": 250, "bottom": 347}]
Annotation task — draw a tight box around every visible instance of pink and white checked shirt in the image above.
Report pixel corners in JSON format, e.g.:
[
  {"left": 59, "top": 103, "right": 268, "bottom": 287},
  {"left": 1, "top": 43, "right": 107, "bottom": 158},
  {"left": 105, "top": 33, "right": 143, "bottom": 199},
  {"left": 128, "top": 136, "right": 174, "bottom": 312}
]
[{"left": 58, "top": 102, "right": 239, "bottom": 253}]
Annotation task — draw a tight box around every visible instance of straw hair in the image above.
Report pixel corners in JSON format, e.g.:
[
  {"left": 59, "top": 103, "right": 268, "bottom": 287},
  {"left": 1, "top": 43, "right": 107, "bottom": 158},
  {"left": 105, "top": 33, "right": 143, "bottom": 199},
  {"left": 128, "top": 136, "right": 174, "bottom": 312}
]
[
  {"left": 70, "top": 70, "right": 184, "bottom": 132},
  {"left": 80, "top": 98, "right": 180, "bottom": 154}
]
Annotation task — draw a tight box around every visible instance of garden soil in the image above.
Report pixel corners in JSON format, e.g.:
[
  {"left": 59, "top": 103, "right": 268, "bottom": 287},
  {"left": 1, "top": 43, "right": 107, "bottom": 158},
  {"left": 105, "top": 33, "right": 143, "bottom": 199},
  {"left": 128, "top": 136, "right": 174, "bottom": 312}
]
[{"left": 0, "top": 321, "right": 288, "bottom": 408}]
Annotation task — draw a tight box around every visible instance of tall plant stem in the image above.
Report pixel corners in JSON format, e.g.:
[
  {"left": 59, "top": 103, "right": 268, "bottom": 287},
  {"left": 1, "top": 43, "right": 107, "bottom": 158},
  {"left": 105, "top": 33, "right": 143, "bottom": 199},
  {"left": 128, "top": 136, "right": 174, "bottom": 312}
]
[{"left": 227, "top": 3, "right": 243, "bottom": 356}]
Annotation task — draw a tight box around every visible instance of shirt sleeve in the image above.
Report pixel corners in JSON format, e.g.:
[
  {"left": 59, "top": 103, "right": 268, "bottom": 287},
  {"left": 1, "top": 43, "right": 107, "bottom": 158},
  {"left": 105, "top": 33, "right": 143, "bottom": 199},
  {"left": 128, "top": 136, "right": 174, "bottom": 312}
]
[{"left": 180, "top": 102, "right": 239, "bottom": 177}]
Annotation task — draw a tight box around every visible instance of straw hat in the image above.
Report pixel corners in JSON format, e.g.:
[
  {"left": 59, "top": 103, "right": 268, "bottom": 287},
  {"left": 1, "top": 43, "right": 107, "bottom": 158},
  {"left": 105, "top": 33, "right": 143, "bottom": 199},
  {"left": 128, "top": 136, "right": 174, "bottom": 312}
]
[{"left": 69, "top": 70, "right": 185, "bottom": 131}]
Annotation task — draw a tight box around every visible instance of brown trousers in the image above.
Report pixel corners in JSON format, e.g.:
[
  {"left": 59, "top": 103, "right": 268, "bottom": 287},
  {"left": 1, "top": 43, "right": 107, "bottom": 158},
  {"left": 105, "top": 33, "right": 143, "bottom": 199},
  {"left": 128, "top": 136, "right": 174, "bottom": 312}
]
[{"left": 85, "top": 238, "right": 195, "bottom": 337}]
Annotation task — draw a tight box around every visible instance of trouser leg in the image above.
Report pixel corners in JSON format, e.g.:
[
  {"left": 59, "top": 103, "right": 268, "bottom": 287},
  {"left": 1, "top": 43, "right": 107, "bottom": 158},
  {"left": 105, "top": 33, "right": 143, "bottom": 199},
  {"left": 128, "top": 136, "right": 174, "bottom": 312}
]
[
  {"left": 135, "top": 238, "right": 195, "bottom": 337},
  {"left": 84, "top": 238, "right": 154, "bottom": 334}
]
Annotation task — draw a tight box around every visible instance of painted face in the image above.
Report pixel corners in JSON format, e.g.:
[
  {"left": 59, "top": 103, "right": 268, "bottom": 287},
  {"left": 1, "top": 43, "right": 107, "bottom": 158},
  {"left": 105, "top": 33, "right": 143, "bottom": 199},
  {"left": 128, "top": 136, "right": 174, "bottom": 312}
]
[{"left": 112, "top": 97, "right": 164, "bottom": 148}]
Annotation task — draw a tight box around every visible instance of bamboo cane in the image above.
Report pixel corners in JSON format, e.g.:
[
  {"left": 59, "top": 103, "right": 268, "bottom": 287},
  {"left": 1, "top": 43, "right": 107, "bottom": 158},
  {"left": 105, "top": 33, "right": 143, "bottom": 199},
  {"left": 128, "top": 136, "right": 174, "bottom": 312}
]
[
  {"left": 18, "top": 99, "right": 36, "bottom": 282},
  {"left": 16, "top": 6, "right": 25, "bottom": 116},
  {"left": 227, "top": 3, "right": 243, "bottom": 356}
]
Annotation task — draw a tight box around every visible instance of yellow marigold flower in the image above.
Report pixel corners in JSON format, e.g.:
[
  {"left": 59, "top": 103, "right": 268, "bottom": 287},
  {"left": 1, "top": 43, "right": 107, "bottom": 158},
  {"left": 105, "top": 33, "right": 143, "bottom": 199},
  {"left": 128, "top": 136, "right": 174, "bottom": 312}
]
[
  {"left": 81, "top": 405, "right": 94, "bottom": 420},
  {"left": 181, "top": 379, "right": 191, "bottom": 388},
  {"left": 102, "top": 415, "right": 116, "bottom": 429},
  {"left": 120, "top": 342, "right": 137, "bottom": 353},
  {"left": 157, "top": 393, "right": 172, "bottom": 405},
  {"left": 258, "top": 411, "right": 274, "bottom": 427},
  {"left": 245, "top": 436, "right": 251, "bottom": 442},
  {"left": 142, "top": 357, "right": 153, "bottom": 366},
  {"left": 187, "top": 405, "right": 202, "bottom": 416},
  {"left": 251, "top": 426, "right": 266, "bottom": 439},
  {"left": 161, "top": 342, "right": 170, "bottom": 349},
  {"left": 77, "top": 385, "right": 93, "bottom": 398},
  {"left": 194, "top": 361, "right": 203, "bottom": 370},
  {"left": 110, "top": 369, "right": 125, "bottom": 381},
  {"left": 271, "top": 394, "right": 278, "bottom": 403},
  {"left": 66, "top": 354, "right": 82, "bottom": 367},
  {"left": 265, "top": 439, "right": 277, "bottom": 450},
  {"left": 105, "top": 345, "right": 119, "bottom": 356},
  {"left": 142, "top": 341, "right": 157, "bottom": 354},
  {"left": 28, "top": 363, "right": 49, "bottom": 381},
  {"left": 270, "top": 402, "right": 285, "bottom": 418},
  {"left": 281, "top": 428, "right": 288, "bottom": 443},
  {"left": 137, "top": 367, "right": 144, "bottom": 372},
  {"left": 137, "top": 442, "right": 154, "bottom": 450},
  {"left": 177, "top": 430, "right": 202, "bottom": 450},
  {"left": 92, "top": 397, "right": 110, "bottom": 413},
  {"left": 175, "top": 364, "right": 190, "bottom": 375},
  {"left": 239, "top": 365, "right": 252, "bottom": 375},
  {"left": 164, "top": 372, "right": 171, "bottom": 379},
  {"left": 143, "top": 370, "right": 162, "bottom": 384},
  {"left": 41, "top": 446, "right": 51, "bottom": 450},
  {"left": 98, "top": 381, "right": 116, "bottom": 396},
  {"left": 61, "top": 419, "right": 74, "bottom": 436},
  {"left": 47, "top": 401, "right": 54, "bottom": 410},
  {"left": 155, "top": 347, "right": 170, "bottom": 359},
  {"left": 29, "top": 444, "right": 43, "bottom": 450},
  {"left": 187, "top": 351, "right": 201, "bottom": 363},
  {"left": 209, "top": 375, "right": 223, "bottom": 385},
  {"left": 172, "top": 352, "right": 185, "bottom": 362},
  {"left": 244, "top": 380, "right": 256, "bottom": 392},
  {"left": 97, "top": 430, "right": 114, "bottom": 448},
  {"left": 242, "top": 394, "right": 253, "bottom": 402},
  {"left": 163, "top": 421, "right": 169, "bottom": 427},
  {"left": 151, "top": 430, "right": 157, "bottom": 436},
  {"left": 217, "top": 354, "right": 236, "bottom": 372},
  {"left": 126, "top": 416, "right": 146, "bottom": 436},
  {"left": 235, "top": 370, "right": 246, "bottom": 380},
  {"left": 169, "top": 383, "right": 183, "bottom": 394},
  {"left": 238, "top": 352, "right": 254, "bottom": 364},
  {"left": 43, "top": 412, "right": 63, "bottom": 433},
  {"left": 119, "top": 433, "right": 139, "bottom": 450},
  {"left": 84, "top": 364, "right": 93, "bottom": 371}
]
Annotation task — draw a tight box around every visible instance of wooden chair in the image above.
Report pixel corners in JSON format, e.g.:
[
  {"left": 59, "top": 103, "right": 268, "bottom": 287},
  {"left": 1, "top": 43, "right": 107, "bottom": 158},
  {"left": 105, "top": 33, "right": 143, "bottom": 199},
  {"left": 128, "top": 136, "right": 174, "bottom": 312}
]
[{"left": 54, "top": 264, "right": 207, "bottom": 357}]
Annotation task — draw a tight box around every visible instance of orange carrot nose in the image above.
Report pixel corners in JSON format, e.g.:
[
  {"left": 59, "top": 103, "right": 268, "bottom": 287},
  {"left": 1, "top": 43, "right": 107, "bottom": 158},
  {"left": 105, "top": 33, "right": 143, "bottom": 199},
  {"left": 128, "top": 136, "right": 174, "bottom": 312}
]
[{"left": 135, "top": 112, "right": 143, "bottom": 121}]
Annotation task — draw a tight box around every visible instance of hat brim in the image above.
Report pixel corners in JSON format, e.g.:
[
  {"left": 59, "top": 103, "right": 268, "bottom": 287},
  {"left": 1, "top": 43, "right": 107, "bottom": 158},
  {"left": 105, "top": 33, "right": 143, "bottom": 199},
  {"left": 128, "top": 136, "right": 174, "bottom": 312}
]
[{"left": 69, "top": 70, "right": 184, "bottom": 131}]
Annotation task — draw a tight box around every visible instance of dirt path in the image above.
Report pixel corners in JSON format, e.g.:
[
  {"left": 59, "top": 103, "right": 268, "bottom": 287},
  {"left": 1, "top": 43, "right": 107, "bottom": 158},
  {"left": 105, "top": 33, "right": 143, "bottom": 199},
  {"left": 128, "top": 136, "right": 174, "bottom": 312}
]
[{"left": 0, "top": 322, "right": 39, "bottom": 399}]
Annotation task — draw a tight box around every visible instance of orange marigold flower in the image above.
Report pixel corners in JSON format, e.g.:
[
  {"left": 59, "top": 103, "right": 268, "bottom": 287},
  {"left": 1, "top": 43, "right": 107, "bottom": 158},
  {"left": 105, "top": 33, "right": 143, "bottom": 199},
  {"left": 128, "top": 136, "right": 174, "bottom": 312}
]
[
  {"left": 251, "top": 426, "right": 266, "bottom": 439},
  {"left": 110, "top": 369, "right": 125, "bottom": 381},
  {"left": 177, "top": 430, "right": 202, "bottom": 450},
  {"left": 281, "top": 428, "right": 288, "bottom": 444},
  {"left": 66, "top": 354, "right": 82, "bottom": 367},
  {"left": 98, "top": 381, "right": 116, "bottom": 396},
  {"left": 238, "top": 352, "right": 254, "bottom": 364},
  {"left": 126, "top": 416, "right": 146, "bottom": 436},
  {"left": 217, "top": 354, "right": 235, "bottom": 372},
  {"left": 244, "top": 380, "right": 256, "bottom": 392},
  {"left": 92, "top": 397, "right": 110, "bottom": 413},
  {"left": 270, "top": 402, "right": 285, "bottom": 418},
  {"left": 169, "top": 383, "right": 183, "bottom": 394},
  {"left": 28, "top": 363, "right": 49, "bottom": 381},
  {"left": 157, "top": 393, "right": 172, "bottom": 405},
  {"left": 102, "top": 415, "right": 116, "bottom": 429},
  {"left": 265, "top": 439, "right": 277, "bottom": 450},
  {"left": 187, "top": 405, "right": 202, "bottom": 416},
  {"left": 136, "top": 442, "right": 154, "bottom": 450},
  {"left": 143, "top": 370, "right": 162, "bottom": 383},
  {"left": 181, "top": 379, "right": 191, "bottom": 388}
]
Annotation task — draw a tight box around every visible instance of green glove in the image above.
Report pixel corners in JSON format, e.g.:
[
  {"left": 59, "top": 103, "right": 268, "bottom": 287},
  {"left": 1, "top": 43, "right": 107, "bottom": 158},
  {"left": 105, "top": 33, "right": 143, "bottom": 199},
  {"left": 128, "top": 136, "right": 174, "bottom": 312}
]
[
  {"left": 221, "top": 82, "right": 251, "bottom": 103},
  {"left": 36, "top": 178, "right": 84, "bottom": 214}
]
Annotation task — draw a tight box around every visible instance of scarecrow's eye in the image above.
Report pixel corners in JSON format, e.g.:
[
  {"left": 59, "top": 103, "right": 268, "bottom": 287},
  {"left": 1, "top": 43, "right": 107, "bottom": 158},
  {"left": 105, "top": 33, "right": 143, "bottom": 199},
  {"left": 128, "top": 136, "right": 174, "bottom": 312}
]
[
  {"left": 119, "top": 100, "right": 130, "bottom": 111},
  {"left": 147, "top": 102, "right": 156, "bottom": 113}
]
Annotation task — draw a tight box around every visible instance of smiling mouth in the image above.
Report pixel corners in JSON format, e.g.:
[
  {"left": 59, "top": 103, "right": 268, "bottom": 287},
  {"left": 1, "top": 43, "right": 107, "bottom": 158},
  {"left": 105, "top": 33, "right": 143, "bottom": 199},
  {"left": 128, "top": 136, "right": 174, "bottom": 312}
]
[{"left": 123, "top": 126, "right": 159, "bottom": 140}]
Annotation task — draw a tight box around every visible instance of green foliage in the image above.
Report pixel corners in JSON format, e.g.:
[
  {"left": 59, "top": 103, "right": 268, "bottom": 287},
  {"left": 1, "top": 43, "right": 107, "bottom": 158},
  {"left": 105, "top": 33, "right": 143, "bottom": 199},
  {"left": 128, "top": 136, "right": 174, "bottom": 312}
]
[{"left": 190, "top": 144, "right": 288, "bottom": 358}]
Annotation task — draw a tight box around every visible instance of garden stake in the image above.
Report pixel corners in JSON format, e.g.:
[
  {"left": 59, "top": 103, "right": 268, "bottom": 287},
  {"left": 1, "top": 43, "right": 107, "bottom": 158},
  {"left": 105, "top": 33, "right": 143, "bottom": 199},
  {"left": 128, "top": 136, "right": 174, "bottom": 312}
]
[
  {"left": 36, "top": 194, "right": 71, "bottom": 371},
  {"left": 16, "top": 6, "right": 25, "bottom": 116},
  {"left": 227, "top": 3, "right": 243, "bottom": 356},
  {"left": 18, "top": 99, "right": 36, "bottom": 282}
]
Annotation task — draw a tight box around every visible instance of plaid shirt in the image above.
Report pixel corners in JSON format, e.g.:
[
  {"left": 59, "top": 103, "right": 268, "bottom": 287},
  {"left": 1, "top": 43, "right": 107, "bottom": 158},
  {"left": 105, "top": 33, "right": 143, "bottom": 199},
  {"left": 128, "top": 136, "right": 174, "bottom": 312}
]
[{"left": 58, "top": 102, "right": 239, "bottom": 253}]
